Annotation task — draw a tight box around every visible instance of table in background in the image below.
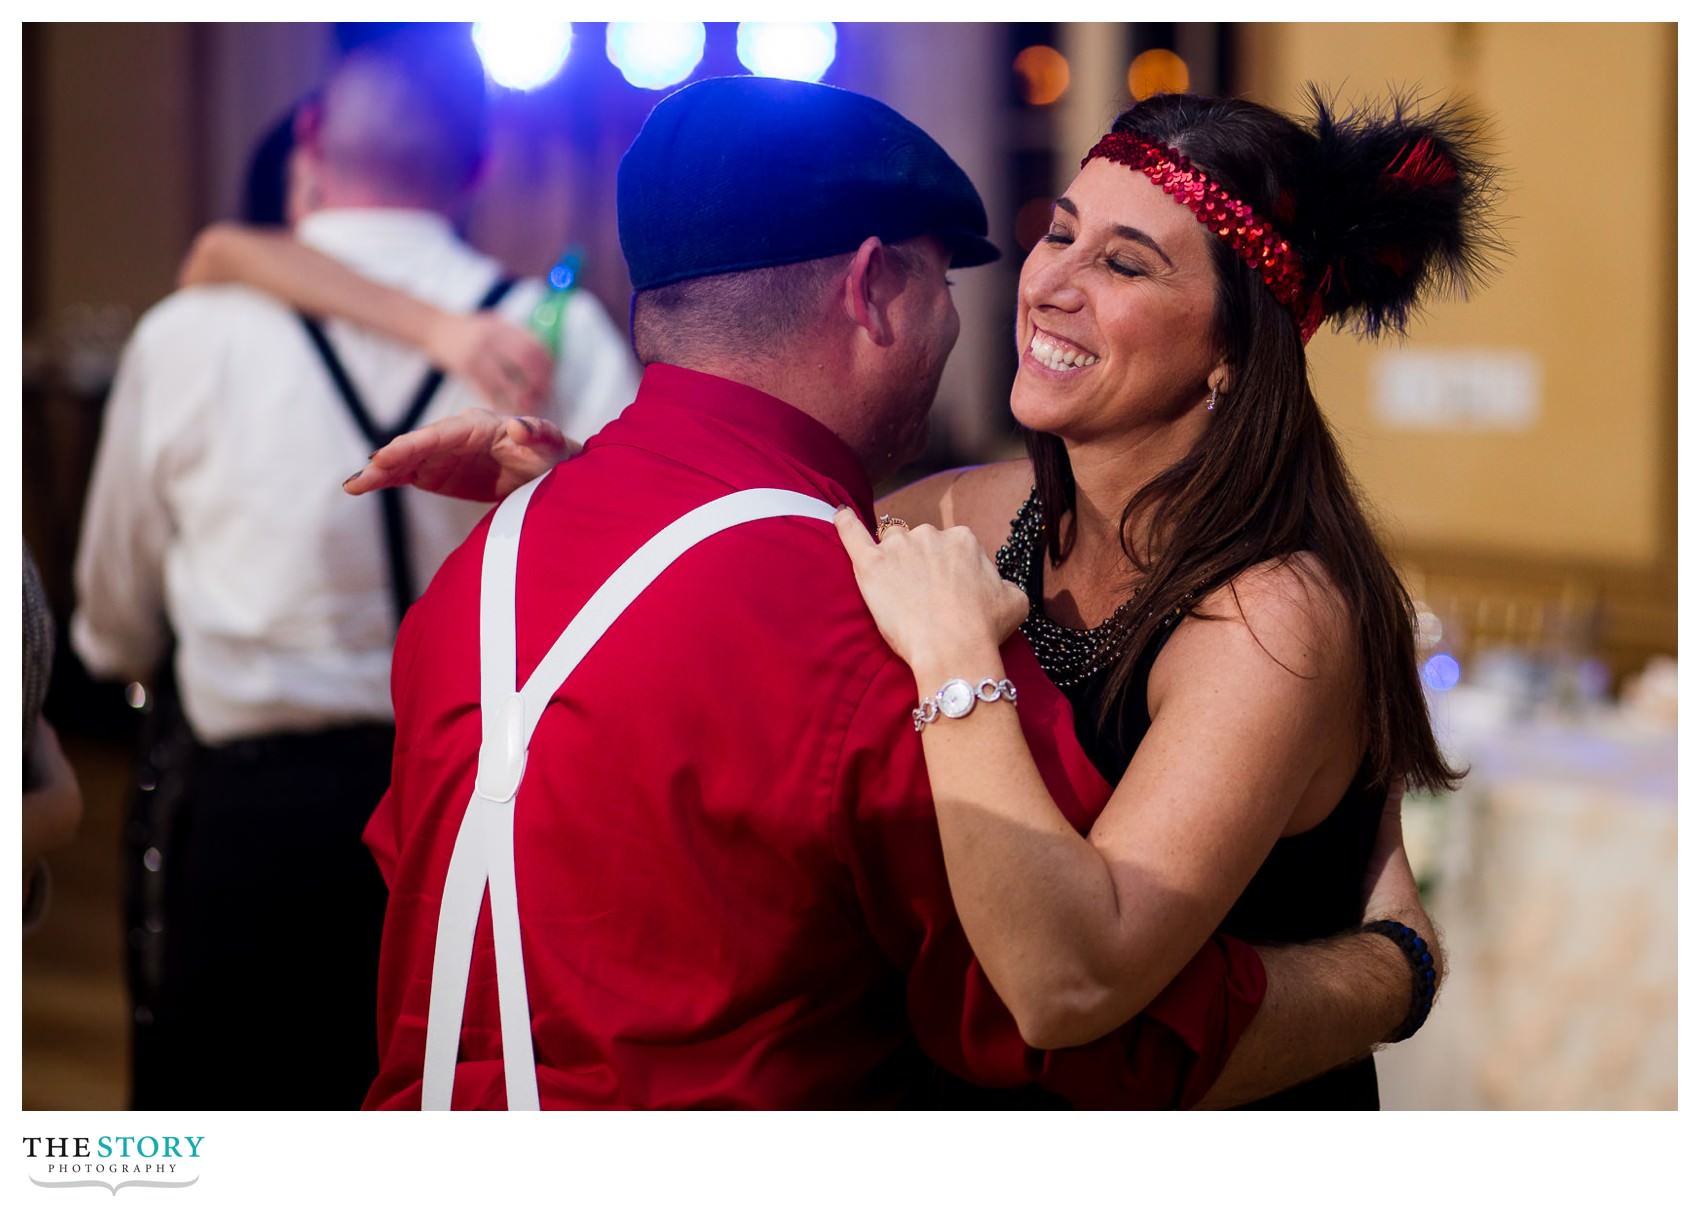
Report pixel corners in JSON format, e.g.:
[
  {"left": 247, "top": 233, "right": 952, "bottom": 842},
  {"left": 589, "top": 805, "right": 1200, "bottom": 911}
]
[{"left": 1376, "top": 691, "right": 1676, "bottom": 1110}]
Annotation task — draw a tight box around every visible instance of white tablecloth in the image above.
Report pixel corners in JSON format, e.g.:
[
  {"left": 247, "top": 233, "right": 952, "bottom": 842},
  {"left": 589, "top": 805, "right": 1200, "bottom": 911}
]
[{"left": 1375, "top": 694, "right": 1676, "bottom": 1109}]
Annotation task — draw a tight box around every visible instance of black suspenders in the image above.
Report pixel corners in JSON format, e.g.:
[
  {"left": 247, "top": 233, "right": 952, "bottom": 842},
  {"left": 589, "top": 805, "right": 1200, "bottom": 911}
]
[{"left": 299, "top": 276, "right": 517, "bottom": 630}]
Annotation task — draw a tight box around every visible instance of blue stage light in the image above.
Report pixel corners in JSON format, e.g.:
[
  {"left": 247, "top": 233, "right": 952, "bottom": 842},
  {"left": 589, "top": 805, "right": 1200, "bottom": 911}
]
[
  {"left": 606, "top": 22, "right": 706, "bottom": 90},
  {"left": 471, "top": 21, "right": 573, "bottom": 91},
  {"left": 1422, "top": 652, "right": 1462, "bottom": 692},
  {"left": 735, "top": 22, "right": 837, "bottom": 83}
]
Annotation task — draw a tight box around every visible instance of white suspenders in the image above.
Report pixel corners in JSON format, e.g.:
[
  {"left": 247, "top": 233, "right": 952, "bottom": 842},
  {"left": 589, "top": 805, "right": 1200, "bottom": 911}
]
[{"left": 420, "top": 478, "right": 838, "bottom": 1110}]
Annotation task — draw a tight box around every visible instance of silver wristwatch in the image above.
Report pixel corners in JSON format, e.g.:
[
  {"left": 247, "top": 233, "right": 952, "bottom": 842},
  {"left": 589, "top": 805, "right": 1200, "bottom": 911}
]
[{"left": 912, "top": 677, "right": 1018, "bottom": 732}]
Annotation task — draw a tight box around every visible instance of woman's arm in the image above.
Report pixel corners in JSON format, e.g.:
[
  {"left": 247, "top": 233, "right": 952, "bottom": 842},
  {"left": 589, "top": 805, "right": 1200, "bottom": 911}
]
[
  {"left": 179, "top": 223, "right": 551, "bottom": 413},
  {"left": 835, "top": 513, "right": 1364, "bottom": 1049}
]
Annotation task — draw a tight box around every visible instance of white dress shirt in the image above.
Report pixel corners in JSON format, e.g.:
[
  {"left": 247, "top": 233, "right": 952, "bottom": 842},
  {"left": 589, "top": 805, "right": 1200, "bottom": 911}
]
[{"left": 71, "top": 208, "right": 640, "bottom": 744}]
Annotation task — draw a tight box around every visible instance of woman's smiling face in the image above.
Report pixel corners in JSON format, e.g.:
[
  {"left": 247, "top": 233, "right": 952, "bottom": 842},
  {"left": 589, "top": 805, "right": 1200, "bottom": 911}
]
[{"left": 1011, "top": 157, "right": 1227, "bottom": 446}]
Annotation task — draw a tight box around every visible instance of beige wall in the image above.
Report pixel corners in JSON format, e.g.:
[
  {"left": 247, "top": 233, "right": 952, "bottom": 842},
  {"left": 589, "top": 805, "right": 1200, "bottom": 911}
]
[
  {"left": 1240, "top": 23, "right": 1676, "bottom": 570},
  {"left": 32, "top": 24, "right": 203, "bottom": 326},
  {"left": 28, "top": 25, "right": 336, "bottom": 333}
]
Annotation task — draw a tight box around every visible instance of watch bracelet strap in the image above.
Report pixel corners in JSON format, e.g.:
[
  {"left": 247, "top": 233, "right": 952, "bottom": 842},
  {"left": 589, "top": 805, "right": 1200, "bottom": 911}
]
[{"left": 912, "top": 677, "right": 1018, "bottom": 732}]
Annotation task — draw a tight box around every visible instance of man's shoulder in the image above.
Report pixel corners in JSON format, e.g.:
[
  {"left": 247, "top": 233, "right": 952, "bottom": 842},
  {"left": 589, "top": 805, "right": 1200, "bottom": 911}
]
[
  {"left": 522, "top": 464, "right": 887, "bottom": 649},
  {"left": 529, "top": 463, "right": 857, "bottom": 574},
  {"left": 134, "top": 282, "right": 298, "bottom": 346}
]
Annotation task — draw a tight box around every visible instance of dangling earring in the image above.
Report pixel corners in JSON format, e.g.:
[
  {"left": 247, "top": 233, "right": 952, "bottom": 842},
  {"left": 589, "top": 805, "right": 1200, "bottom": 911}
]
[{"left": 1206, "top": 385, "right": 1218, "bottom": 413}]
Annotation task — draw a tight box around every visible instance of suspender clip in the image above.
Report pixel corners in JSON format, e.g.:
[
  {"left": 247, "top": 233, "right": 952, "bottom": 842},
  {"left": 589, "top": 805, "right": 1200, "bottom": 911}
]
[{"left": 473, "top": 691, "right": 528, "bottom": 803}]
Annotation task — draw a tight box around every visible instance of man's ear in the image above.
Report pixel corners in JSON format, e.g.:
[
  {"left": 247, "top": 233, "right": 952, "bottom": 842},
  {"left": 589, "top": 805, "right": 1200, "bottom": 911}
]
[{"left": 841, "top": 236, "right": 897, "bottom": 347}]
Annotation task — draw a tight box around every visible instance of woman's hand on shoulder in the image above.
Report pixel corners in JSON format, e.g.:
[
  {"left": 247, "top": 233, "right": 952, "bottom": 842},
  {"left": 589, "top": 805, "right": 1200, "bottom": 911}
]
[
  {"left": 425, "top": 311, "right": 553, "bottom": 415},
  {"left": 342, "top": 408, "right": 578, "bottom": 502},
  {"left": 834, "top": 509, "right": 1028, "bottom": 675}
]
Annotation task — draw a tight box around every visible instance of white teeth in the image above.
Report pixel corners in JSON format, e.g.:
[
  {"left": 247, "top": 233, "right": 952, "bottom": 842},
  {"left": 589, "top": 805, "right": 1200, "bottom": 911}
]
[{"left": 1028, "top": 334, "right": 1100, "bottom": 372}]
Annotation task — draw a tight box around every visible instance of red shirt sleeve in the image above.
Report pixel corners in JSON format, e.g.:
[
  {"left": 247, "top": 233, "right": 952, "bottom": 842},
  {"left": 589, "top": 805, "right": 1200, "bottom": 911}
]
[{"left": 832, "top": 639, "right": 1266, "bottom": 1108}]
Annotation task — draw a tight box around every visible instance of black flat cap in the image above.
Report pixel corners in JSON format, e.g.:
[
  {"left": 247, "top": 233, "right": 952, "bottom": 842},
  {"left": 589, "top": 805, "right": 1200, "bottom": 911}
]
[{"left": 618, "top": 75, "right": 1000, "bottom": 291}]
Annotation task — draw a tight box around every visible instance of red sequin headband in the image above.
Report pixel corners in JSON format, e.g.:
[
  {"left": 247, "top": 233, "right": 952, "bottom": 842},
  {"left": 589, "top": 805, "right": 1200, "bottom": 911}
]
[{"left": 1083, "top": 132, "right": 1324, "bottom": 342}]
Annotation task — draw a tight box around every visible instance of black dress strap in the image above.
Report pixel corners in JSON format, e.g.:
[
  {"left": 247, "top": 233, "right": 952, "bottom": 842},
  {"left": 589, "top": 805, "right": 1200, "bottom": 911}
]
[{"left": 299, "top": 275, "right": 518, "bottom": 629}]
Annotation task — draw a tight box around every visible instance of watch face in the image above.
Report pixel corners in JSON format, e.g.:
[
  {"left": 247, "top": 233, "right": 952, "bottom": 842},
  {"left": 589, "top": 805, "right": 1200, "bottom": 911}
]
[{"left": 937, "top": 679, "right": 976, "bottom": 719}]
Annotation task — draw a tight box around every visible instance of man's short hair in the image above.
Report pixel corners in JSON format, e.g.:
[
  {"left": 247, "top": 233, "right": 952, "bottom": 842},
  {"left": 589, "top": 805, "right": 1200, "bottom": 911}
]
[
  {"left": 630, "top": 257, "right": 846, "bottom": 367},
  {"left": 629, "top": 240, "right": 935, "bottom": 367},
  {"left": 316, "top": 29, "right": 489, "bottom": 206}
]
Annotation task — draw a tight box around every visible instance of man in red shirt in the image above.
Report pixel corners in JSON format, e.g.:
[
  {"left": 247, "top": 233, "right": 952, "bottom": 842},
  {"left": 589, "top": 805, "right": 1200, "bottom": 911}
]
[{"left": 360, "top": 76, "right": 1433, "bottom": 1109}]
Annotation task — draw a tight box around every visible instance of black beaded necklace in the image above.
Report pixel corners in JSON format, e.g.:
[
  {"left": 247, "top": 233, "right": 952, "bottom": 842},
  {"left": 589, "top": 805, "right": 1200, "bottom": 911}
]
[{"left": 994, "top": 489, "right": 1143, "bottom": 688}]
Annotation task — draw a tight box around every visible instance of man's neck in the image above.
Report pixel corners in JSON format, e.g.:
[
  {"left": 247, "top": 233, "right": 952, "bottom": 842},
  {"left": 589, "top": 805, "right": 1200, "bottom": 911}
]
[
  {"left": 311, "top": 180, "right": 448, "bottom": 216},
  {"left": 679, "top": 354, "right": 868, "bottom": 463}
]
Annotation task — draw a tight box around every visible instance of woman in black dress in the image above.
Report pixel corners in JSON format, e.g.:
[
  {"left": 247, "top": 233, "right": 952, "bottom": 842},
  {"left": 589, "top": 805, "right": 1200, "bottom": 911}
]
[{"left": 839, "top": 89, "right": 1499, "bottom": 1108}]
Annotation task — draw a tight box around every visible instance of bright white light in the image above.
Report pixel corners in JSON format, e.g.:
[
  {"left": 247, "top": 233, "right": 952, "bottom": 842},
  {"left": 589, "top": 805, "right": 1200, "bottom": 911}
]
[
  {"left": 606, "top": 22, "right": 705, "bottom": 90},
  {"left": 736, "top": 22, "right": 837, "bottom": 83},
  {"left": 472, "top": 22, "right": 573, "bottom": 91}
]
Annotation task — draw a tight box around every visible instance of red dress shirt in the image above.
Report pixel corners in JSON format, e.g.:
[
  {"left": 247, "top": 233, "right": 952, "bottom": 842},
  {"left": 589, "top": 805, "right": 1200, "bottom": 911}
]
[{"left": 364, "top": 364, "right": 1265, "bottom": 1109}]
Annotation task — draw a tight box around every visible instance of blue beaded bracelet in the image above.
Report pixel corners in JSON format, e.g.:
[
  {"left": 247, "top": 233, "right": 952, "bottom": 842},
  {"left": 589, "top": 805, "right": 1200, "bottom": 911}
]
[{"left": 1361, "top": 919, "right": 1438, "bottom": 1043}]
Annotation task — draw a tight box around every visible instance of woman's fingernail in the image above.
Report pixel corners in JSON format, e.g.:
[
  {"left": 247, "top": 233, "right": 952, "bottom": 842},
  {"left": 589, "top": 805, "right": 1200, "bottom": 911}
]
[
  {"left": 342, "top": 471, "right": 362, "bottom": 487},
  {"left": 516, "top": 416, "right": 537, "bottom": 435}
]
